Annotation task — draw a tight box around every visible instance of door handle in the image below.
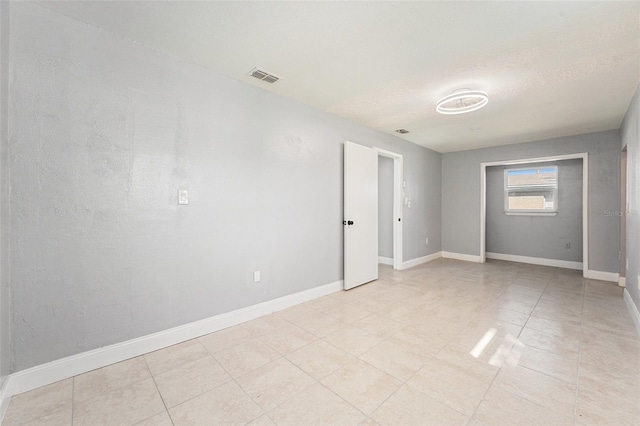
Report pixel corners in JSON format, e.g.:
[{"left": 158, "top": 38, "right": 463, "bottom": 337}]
[{"left": 348, "top": 220, "right": 354, "bottom": 225}]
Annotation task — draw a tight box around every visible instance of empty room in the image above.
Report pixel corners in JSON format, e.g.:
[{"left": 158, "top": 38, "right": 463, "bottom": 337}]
[{"left": 0, "top": 1, "right": 639, "bottom": 425}]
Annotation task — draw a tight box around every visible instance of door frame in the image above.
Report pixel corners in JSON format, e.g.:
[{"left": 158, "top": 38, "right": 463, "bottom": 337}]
[
  {"left": 375, "top": 148, "right": 404, "bottom": 270},
  {"left": 480, "top": 152, "right": 589, "bottom": 277},
  {"left": 620, "top": 145, "right": 627, "bottom": 287}
]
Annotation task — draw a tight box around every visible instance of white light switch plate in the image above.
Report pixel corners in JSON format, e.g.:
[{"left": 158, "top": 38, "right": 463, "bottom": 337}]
[{"left": 178, "top": 189, "right": 188, "bottom": 205}]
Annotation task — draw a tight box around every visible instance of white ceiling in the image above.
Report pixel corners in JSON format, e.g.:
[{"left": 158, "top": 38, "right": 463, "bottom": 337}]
[{"left": 36, "top": 1, "right": 640, "bottom": 153}]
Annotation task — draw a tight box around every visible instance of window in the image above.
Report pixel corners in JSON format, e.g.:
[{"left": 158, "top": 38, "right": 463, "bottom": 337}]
[{"left": 504, "top": 166, "right": 558, "bottom": 215}]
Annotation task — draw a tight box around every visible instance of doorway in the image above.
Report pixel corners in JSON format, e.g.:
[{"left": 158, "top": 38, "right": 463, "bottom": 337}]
[
  {"left": 375, "top": 148, "right": 404, "bottom": 271},
  {"left": 480, "top": 153, "right": 589, "bottom": 277}
]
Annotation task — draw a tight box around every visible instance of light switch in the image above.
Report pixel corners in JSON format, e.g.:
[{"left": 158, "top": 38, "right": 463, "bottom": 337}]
[
  {"left": 253, "top": 271, "right": 261, "bottom": 283},
  {"left": 178, "top": 189, "right": 188, "bottom": 205}
]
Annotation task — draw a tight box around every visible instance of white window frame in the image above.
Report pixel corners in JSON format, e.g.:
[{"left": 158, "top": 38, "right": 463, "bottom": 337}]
[{"left": 504, "top": 165, "right": 558, "bottom": 216}]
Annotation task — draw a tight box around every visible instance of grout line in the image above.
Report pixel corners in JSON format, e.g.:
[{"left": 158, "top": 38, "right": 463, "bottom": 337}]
[
  {"left": 141, "top": 356, "right": 173, "bottom": 426},
  {"left": 70, "top": 375, "right": 74, "bottom": 426}
]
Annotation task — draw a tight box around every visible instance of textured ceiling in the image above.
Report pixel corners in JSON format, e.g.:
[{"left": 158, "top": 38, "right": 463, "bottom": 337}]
[{"left": 36, "top": 1, "right": 640, "bottom": 153}]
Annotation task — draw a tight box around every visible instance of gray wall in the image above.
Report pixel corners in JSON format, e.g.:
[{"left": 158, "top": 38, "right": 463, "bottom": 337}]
[
  {"left": 486, "top": 160, "right": 583, "bottom": 262},
  {"left": 0, "top": 0, "right": 11, "bottom": 384},
  {"left": 8, "top": 3, "right": 442, "bottom": 371},
  {"left": 378, "top": 156, "right": 393, "bottom": 259},
  {"left": 442, "top": 129, "right": 620, "bottom": 273},
  {"left": 621, "top": 83, "right": 640, "bottom": 316}
]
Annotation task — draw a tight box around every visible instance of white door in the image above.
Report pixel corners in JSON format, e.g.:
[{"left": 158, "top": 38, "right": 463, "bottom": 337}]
[{"left": 344, "top": 141, "right": 378, "bottom": 290}]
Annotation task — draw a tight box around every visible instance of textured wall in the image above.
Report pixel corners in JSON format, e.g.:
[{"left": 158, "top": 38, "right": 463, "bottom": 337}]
[
  {"left": 8, "top": 3, "right": 442, "bottom": 371},
  {"left": 442, "top": 130, "right": 620, "bottom": 273},
  {"left": 378, "top": 156, "right": 393, "bottom": 259},
  {"left": 0, "top": 0, "right": 11, "bottom": 383},
  {"left": 621, "top": 83, "right": 640, "bottom": 316},
  {"left": 486, "top": 160, "right": 583, "bottom": 262}
]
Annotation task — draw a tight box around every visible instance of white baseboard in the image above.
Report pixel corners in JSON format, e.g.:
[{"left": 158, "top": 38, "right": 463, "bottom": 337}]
[
  {"left": 400, "top": 251, "right": 442, "bottom": 270},
  {"left": 6, "top": 279, "right": 343, "bottom": 399},
  {"left": 486, "top": 252, "right": 583, "bottom": 270},
  {"left": 378, "top": 256, "right": 393, "bottom": 266},
  {"left": 441, "top": 251, "right": 482, "bottom": 263},
  {"left": 619, "top": 277, "right": 626, "bottom": 288},
  {"left": 584, "top": 270, "right": 620, "bottom": 283},
  {"left": 0, "top": 377, "right": 10, "bottom": 424},
  {"left": 623, "top": 288, "right": 640, "bottom": 337}
]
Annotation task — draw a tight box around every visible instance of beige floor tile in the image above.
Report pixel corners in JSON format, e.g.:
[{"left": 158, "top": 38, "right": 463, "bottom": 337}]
[
  {"left": 433, "top": 342, "right": 501, "bottom": 384},
  {"left": 370, "top": 385, "right": 468, "bottom": 425},
  {"left": 169, "top": 381, "right": 263, "bottom": 426},
  {"left": 294, "top": 310, "right": 346, "bottom": 337},
  {"left": 476, "top": 306, "right": 530, "bottom": 326},
  {"left": 578, "top": 362, "right": 640, "bottom": 402},
  {"left": 242, "top": 314, "right": 290, "bottom": 337},
  {"left": 277, "top": 304, "right": 317, "bottom": 323},
  {"left": 532, "top": 304, "right": 583, "bottom": 323},
  {"left": 519, "top": 326, "right": 580, "bottom": 356},
  {"left": 286, "top": 340, "right": 355, "bottom": 380},
  {"left": 22, "top": 407, "right": 71, "bottom": 426},
  {"left": 359, "top": 337, "right": 430, "bottom": 381},
  {"left": 73, "top": 357, "right": 151, "bottom": 403},
  {"left": 492, "top": 364, "right": 576, "bottom": 417},
  {"left": 406, "top": 358, "right": 490, "bottom": 417},
  {"left": 237, "top": 357, "right": 315, "bottom": 411},
  {"left": 575, "top": 387, "right": 640, "bottom": 425},
  {"left": 391, "top": 326, "right": 450, "bottom": 357},
  {"left": 268, "top": 383, "right": 366, "bottom": 426},
  {"left": 3, "top": 379, "right": 72, "bottom": 425},
  {"left": 259, "top": 323, "right": 317, "bottom": 355},
  {"left": 144, "top": 339, "right": 210, "bottom": 376},
  {"left": 73, "top": 378, "right": 165, "bottom": 426},
  {"left": 213, "top": 338, "right": 281, "bottom": 378},
  {"left": 524, "top": 315, "right": 582, "bottom": 339},
  {"left": 474, "top": 385, "right": 574, "bottom": 426},
  {"left": 351, "top": 314, "right": 406, "bottom": 338},
  {"left": 133, "top": 411, "right": 173, "bottom": 426},
  {"left": 516, "top": 344, "right": 579, "bottom": 384},
  {"left": 323, "top": 304, "right": 374, "bottom": 324},
  {"left": 299, "top": 294, "right": 345, "bottom": 312},
  {"left": 197, "top": 325, "right": 253, "bottom": 354},
  {"left": 246, "top": 415, "right": 276, "bottom": 426},
  {"left": 154, "top": 355, "right": 231, "bottom": 407},
  {"left": 358, "top": 418, "right": 381, "bottom": 426},
  {"left": 323, "top": 326, "right": 385, "bottom": 356},
  {"left": 321, "top": 359, "right": 402, "bottom": 415}
]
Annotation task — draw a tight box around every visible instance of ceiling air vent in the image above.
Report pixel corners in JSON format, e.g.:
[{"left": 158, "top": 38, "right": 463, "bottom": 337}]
[
  {"left": 249, "top": 67, "right": 280, "bottom": 84},
  {"left": 395, "top": 129, "right": 410, "bottom": 134}
]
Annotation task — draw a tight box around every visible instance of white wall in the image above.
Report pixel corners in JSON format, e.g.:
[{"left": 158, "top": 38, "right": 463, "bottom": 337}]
[
  {"left": 0, "top": 0, "right": 11, "bottom": 384},
  {"left": 8, "top": 3, "right": 442, "bottom": 372},
  {"left": 621, "top": 83, "right": 640, "bottom": 318}
]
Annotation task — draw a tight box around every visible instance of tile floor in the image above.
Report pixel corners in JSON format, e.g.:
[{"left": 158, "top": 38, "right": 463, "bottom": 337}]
[{"left": 3, "top": 259, "right": 640, "bottom": 425}]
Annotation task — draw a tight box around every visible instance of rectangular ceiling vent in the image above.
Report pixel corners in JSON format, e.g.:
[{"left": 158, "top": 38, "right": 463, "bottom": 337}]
[
  {"left": 395, "top": 128, "right": 410, "bottom": 134},
  {"left": 249, "top": 67, "right": 280, "bottom": 84}
]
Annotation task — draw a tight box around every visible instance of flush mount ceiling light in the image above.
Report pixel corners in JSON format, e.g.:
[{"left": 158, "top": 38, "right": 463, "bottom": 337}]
[{"left": 436, "top": 89, "right": 488, "bottom": 115}]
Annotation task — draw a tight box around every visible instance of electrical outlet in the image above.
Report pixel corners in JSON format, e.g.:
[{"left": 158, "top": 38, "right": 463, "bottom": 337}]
[
  {"left": 425, "top": 237, "right": 429, "bottom": 246},
  {"left": 565, "top": 242, "right": 571, "bottom": 250},
  {"left": 253, "top": 271, "right": 261, "bottom": 283}
]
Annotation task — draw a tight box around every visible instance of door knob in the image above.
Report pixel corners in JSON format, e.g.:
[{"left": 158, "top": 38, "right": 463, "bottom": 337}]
[{"left": 348, "top": 220, "right": 354, "bottom": 225}]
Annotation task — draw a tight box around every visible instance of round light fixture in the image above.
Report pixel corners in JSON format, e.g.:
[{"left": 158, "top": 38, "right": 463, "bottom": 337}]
[{"left": 436, "top": 89, "right": 488, "bottom": 115}]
